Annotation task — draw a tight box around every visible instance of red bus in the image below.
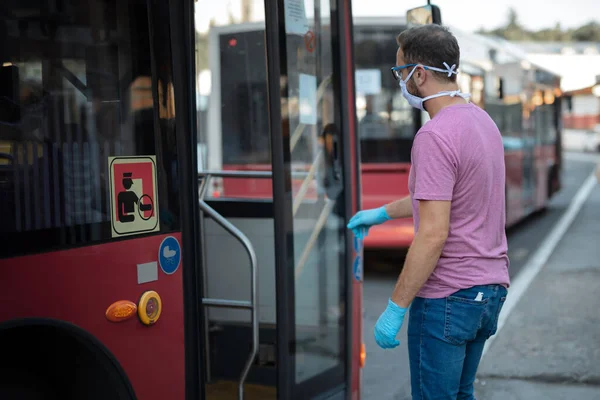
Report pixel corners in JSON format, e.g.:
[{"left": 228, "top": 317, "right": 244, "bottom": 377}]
[
  {"left": 353, "top": 16, "right": 563, "bottom": 250},
  {"left": 0, "top": 1, "right": 364, "bottom": 399}
]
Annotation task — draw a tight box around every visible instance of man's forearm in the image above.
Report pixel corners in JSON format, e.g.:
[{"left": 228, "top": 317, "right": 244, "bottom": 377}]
[
  {"left": 384, "top": 196, "right": 413, "bottom": 219},
  {"left": 390, "top": 232, "right": 446, "bottom": 308}
]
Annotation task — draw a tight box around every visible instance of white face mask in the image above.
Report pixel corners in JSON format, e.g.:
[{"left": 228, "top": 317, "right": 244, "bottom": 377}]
[{"left": 398, "top": 62, "right": 470, "bottom": 111}]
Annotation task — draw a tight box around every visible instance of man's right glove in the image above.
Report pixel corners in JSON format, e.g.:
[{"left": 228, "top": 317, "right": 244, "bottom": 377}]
[
  {"left": 347, "top": 206, "right": 391, "bottom": 239},
  {"left": 374, "top": 298, "right": 407, "bottom": 349}
]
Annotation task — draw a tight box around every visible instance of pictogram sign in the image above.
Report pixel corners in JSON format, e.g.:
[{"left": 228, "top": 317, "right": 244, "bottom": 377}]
[{"left": 108, "top": 156, "right": 159, "bottom": 238}]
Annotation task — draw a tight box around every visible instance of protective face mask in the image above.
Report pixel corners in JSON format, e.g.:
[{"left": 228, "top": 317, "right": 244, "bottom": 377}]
[{"left": 399, "top": 62, "right": 470, "bottom": 111}]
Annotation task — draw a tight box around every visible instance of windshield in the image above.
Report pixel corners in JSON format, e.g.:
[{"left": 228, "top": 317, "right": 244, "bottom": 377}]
[{"left": 354, "top": 24, "right": 419, "bottom": 164}]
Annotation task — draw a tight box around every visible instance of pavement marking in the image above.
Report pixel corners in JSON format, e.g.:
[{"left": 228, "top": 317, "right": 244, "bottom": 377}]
[
  {"left": 563, "top": 151, "right": 600, "bottom": 163},
  {"left": 482, "top": 171, "right": 598, "bottom": 358}
]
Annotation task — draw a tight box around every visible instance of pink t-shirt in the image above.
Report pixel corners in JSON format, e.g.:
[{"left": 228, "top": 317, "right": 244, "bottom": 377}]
[{"left": 408, "top": 103, "right": 510, "bottom": 298}]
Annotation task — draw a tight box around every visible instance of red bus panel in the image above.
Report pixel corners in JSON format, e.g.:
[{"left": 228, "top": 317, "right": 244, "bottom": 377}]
[{"left": 0, "top": 234, "right": 185, "bottom": 399}]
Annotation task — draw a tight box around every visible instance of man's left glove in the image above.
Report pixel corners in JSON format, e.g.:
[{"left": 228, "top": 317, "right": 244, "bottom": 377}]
[{"left": 374, "top": 298, "right": 407, "bottom": 349}]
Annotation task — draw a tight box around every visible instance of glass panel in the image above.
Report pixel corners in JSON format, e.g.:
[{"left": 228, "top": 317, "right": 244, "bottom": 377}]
[
  {"left": 353, "top": 22, "right": 417, "bottom": 163},
  {"left": 281, "top": 0, "right": 346, "bottom": 386},
  {"left": 0, "top": 0, "right": 179, "bottom": 258},
  {"left": 194, "top": 2, "right": 276, "bottom": 400},
  {"left": 195, "top": 0, "right": 271, "bottom": 200}
]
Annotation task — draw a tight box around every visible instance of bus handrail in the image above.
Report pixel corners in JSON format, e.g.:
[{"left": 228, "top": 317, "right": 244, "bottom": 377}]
[
  {"left": 199, "top": 161, "right": 324, "bottom": 218},
  {"left": 199, "top": 166, "right": 336, "bottom": 292},
  {"left": 198, "top": 170, "right": 273, "bottom": 180},
  {"left": 198, "top": 175, "right": 258, "bottom": 400},
  {"left": 197, "top": 170, "right": 309, "bottom": 180}
]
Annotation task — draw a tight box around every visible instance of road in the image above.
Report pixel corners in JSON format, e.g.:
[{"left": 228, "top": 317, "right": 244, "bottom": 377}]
[{"left": 360, "top": 151, "right": 600, "bottom": 400}]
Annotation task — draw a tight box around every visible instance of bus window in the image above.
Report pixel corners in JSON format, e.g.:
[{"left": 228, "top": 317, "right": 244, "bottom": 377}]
[
  {"left": 0, "top": 0, "right": 179, "bottom": 257},
  {"left": 196, "top": 4, "right": 272, "bottom": 200},
  {"left": 354, "top": 24, "right": 418, "bottom": 164}
]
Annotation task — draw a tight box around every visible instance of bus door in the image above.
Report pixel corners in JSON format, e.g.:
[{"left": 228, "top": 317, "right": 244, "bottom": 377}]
[{"left": 192, "top": 1, "right": 360, "bottom": 399}]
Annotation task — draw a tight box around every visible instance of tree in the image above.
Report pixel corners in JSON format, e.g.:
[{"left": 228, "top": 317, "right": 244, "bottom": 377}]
[
  {"left": 482, "top": 8, "right": 530, "bottom": 41},
  {"left": 195, "top": 32, "right": 209, "bottom": 71},
  {"left": 478, "top": 9, "right": 600, "bottom": 42},
  {"left": 241, "top": 0, "right": 253, "bottom": 22},
  {"left": 507, "top": 8, "right": 519, "bottom": 30},
  {"left": 571, "top": 22, "right": 600, "bottom": 41}
]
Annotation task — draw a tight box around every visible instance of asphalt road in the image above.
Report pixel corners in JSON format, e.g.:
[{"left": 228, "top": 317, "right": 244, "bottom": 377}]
[{"left": 360, "top": 151, "right": 599, "bottom": 400}]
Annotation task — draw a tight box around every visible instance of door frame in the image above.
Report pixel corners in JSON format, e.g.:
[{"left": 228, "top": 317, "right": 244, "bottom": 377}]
[
  {"left": 266, "top": 1, "right": 357, "bottom": 399},
  {"left": 169, "top": 0, "right": 359, "bottom": 398},
  {"left": 167, "top": 0, "right": 204, "bottom": 399},
  {"left": 263, "top": 1, "right": 294, "bottom": 397}
]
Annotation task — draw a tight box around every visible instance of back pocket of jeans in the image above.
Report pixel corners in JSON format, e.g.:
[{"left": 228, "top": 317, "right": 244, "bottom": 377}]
[{"left": 443, "top": 295, "right": 487, "bottom": 345}]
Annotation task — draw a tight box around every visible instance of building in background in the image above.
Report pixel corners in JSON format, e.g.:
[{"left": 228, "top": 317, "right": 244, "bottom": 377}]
[{"left": 514, "top": 42, "right": 600, "bottom": 131}]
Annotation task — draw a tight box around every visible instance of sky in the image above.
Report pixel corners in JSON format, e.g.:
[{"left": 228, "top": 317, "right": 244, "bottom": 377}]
[
  {"left": 352, "top": 0, "right": 599, "bottom": 32},
  {"left": 195, "top": 0, "right": 599, "bottom": 34}
]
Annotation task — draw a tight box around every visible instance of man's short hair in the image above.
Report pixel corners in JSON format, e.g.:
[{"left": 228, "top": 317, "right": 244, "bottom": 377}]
[{"left": 396, "top": 24, "right": 460, "bottom": 83}]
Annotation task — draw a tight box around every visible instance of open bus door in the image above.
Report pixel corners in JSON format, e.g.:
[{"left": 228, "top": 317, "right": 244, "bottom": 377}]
[{"left": 192, "top": 1, "right": 361, "bottom": 399}]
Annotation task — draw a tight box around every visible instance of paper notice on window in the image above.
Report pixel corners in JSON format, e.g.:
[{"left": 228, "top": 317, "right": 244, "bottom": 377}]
[
  {"left": 285, "top": 0, "right": 309, "bottom": 35},
  {"left": 299, "top": 73, "right": 317, "bottom": 125},
  {"left": 355, "top": 69, "right": 382, "bottom": 95}
]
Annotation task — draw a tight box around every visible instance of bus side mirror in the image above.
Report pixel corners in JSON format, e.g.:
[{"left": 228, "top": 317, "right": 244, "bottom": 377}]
[{"left": 406, "top": 4, "right": 442, "bottom": 26}]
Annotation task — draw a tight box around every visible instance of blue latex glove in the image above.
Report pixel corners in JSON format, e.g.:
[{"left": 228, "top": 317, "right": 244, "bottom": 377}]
[
  {"left": 374, "top": 298, "right": 407, "bottom": 349},
  {"left": 347, "top": 206, "right": 391, "bottom": 239}
]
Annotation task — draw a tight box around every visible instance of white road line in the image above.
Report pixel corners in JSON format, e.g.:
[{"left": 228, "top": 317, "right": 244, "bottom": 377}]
[
  {"left": 563, "top": 151, "right": 600, "bottom": 163},
  {"left": 482, "top": 171, "right": 598, "bottom": 357}
]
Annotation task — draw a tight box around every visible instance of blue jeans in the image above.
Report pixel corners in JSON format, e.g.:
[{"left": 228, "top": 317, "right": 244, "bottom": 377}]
[{"left": 407, "top": 285, "right": 508, "bottom": 400}]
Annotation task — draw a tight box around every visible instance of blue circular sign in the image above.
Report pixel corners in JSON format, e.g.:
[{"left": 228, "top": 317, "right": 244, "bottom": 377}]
[{"left": 158, "top": 236, "right": 181, "bottom": 275}]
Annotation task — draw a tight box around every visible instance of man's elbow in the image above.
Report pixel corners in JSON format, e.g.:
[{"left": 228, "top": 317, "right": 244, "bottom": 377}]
[{"left": 417, "top": 226, "right": 448, "bottom": 247}]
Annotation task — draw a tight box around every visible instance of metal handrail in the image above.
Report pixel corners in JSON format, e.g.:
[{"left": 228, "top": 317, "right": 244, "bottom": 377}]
[
  {"left": 196, "top": 167, "right": 336, "bottom": 397},
  {"left": 198, "top": 175, "right": 258, "bottom": 400},
  {"left": 198, "top": 150, "right": 324, "bottom": 219},
  {"left": 197, "top": 169, "right": 310, "bottom": 181},
  {"left": 198, "top": 170, "right": 273, "bottom": 180},
  {"left": 199, "top": 169, "right": 337, "bottom": 279}
]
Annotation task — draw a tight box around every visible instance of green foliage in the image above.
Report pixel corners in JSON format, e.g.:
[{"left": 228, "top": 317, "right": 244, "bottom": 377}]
[
  {"left": 196, "top": 31, "right": 209, "bottom": 71},
  {"left": 478, "top": 7, "right": 600, "bottom": 42}
]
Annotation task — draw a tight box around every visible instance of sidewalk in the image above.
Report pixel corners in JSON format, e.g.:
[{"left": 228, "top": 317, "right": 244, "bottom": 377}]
[{"left": 474, "top": 178, "right": 600, "bottom": 399}]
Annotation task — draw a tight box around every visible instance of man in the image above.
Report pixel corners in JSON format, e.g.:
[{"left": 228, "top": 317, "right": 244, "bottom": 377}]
[{"left": 348, "top": 24, "right": 510, "bottom": 399}]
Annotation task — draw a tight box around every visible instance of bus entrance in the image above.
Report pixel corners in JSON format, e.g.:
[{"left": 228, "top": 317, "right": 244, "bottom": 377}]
[
  {"left": 0, "top": 0, "right": 361, "bottom": 399},
  {"left": 194, "top": 2, "right": 360, "bottom": 399}
]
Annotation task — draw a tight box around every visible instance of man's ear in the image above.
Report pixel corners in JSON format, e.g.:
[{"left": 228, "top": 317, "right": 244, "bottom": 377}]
[{"left": 415, "top": 67, "right": 426, "bottom": 86}]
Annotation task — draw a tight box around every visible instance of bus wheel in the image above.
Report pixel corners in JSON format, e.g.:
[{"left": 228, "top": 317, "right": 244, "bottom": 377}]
[
  {"left": 0, "top": 320, "right": 135, "bottom": 400},
  {"left": 0, "top": 383, "right": 56, "bottom": 400}
]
